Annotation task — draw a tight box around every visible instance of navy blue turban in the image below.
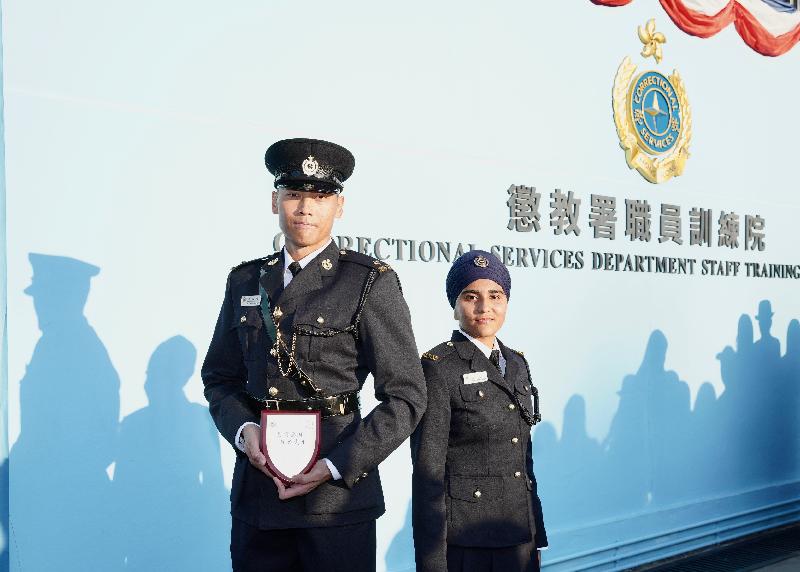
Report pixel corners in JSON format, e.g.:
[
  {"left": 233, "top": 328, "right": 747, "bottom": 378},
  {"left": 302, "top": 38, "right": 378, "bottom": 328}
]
[{"left": 446, "top": 250, "right": 511, "bottom": 308}]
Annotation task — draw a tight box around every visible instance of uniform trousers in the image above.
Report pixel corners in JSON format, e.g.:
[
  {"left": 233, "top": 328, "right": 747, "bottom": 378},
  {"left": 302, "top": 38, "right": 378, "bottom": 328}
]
[
  {"left": 231, "top": 517, "right": 376, "bottom": 572},
  {"left": 447, "top": 541, "right": 539, "bottom": 572}
]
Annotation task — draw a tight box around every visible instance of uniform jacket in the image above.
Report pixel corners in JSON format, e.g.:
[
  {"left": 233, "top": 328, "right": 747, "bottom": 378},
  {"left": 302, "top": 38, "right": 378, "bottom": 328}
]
[
  {"left": 202, "top": 240, "right": 427, "bottom": 529},
  {"left": 410, "top": 331, "right": 547, "bottom": 572}
]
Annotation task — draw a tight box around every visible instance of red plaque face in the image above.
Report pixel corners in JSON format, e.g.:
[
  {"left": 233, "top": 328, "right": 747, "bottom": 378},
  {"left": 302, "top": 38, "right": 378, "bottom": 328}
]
[{"left": 260, "top": 410, "right": 321, "bottom": 484}]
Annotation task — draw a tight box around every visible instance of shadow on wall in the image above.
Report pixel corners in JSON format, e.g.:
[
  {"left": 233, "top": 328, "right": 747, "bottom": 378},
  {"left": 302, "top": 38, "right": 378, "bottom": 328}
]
[
  {"left": 8, "top": 254, "right": 230, "bottom": 571},
  {"left": 0, "top": 451, "right": 7, "bottom": 572},
  {"left": 113, "top": 335, "right": 230, "bottom": 570},
  {"left": 533, "top": 300, "right": 800, "bottom": 530},
  {"left": 386, "top": 300, "right": 800, "bottom": 572}
]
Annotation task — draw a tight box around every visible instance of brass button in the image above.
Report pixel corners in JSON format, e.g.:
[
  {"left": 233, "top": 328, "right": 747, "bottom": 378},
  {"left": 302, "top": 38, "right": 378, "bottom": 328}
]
[
  {"left": 240, "top": 315, "right": 247, "bottom": 323},
  {"left": 317, "top": 316, "right": 325, "bottom": 324},
  {"left": 477, "top": 390, "right": 485, "bottom": 398},
  {"left": 268, "top": 386, "right": 278, "bottom": 397},
  {"left": 340, "top": 249, "right": 347, "bottom": 255},
  {"left": 270, "top": 348, "right": 278, "bottom": 357},
  {"left": 508, "top": 403, "right": 516, "bottom": 411},
  {"left": 511, "top": 437, "right": 519, "bottom": 444},
  {"left": 514, "top": 471, "right": 522, "bottom": 478},
  {"left": 473, "top": 489, "right": 482, "bottom": 498},
  {"left": 362, "top": 472, "right": 368, "bottom": 478},
  {"left": 446, "top": 341, "right": 454, "bottom": 346}
]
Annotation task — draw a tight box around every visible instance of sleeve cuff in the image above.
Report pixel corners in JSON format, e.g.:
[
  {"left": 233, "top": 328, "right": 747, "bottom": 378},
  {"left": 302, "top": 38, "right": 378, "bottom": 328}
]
[
  {"left": 235, "top": 422, "right": 260, "bottom": 453},
  {"left": 323, "top": 458, "right": 342, "bottom": 480}
]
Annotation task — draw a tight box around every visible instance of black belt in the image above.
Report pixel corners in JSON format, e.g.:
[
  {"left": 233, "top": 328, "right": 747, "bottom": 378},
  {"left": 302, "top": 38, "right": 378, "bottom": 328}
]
[{"left": 250, "top": 391, "right": 360, "bottom": 418}]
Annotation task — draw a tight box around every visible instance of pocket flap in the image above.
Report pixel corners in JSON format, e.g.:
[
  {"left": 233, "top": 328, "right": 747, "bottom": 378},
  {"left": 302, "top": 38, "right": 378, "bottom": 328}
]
[
  {"left": 448, "top": 475, "right": 503, "bottom": 502},
  {"left": 293, "top": 305, "right": 352, "bottom": 334},
  {"left": 459, "top": 382, "right": 488, "bottom": 402},
  {"left": 514, "top": 379, "right": 531, "bottom": 395}
]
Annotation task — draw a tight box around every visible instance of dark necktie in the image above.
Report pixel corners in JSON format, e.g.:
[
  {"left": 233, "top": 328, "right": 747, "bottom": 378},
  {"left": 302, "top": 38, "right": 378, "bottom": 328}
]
[
  {"left": 489, "top": 349, "right": 501, "bottom": 372},
  {"left": 288, "top": 261, "right": 302, "bottom": 277}
]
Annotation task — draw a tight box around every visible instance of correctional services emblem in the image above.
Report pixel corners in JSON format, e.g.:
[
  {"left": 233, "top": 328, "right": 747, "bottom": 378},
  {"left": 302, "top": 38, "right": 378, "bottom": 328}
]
[
  {"left": 301, "top": 155, "right": 319, "bottom": 177},
  {"left": 473, "top": 255, "right": 489, "bottom": 268},
  {"left": 612, "top": 19, "right": 692, "bottom": 184}
]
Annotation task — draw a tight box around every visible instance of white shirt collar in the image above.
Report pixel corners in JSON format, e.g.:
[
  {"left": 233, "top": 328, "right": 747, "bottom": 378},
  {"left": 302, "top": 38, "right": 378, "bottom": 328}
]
[
  {"left": 459, "top": 329, "right": 506, "bottom": 376},
  {"left": 459, "top": 328, "right": 500, "bottom": 359},
  {"left": 282, "top": 239, "right": 333, "bottom": 287}
]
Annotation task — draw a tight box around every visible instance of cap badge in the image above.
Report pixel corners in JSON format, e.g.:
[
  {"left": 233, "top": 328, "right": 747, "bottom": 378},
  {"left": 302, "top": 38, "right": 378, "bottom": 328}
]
[
  {"left": 473, "top": 255, "right": 489, "bottom": 268},
  {"left": 302, "top": 155, "right": 319, "bottom": 177},
  {"left": 321, "top": 259, "right": 332, "bottom": 270}
]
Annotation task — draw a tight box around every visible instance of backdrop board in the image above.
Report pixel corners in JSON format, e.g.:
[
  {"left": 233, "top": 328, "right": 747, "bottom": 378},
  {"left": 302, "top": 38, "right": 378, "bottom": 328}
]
[{"left": 3, "top": 1, "right": 800, "bottom": 570}]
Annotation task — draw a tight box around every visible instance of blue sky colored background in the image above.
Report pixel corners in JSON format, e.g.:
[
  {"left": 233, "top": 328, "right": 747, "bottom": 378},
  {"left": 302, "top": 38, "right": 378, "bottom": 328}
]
[{"left": 2, "top": 1, "right": 800, "bottom": 570}]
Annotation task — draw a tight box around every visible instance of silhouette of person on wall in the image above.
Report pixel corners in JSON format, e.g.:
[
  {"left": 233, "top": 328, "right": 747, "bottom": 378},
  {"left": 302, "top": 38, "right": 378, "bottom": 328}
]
[
  {"left": 750, "top": 301, "right": 784, "bottom": 482},
  {"left": 113, "top": 335, "right": 229, "bottom": 571},
  {"left": 604, "top": 330, "right": 692, "bottom": 509},
  {"left": 557, "top": 395, "right": 605, "bottom": 522},
  {"left": 10, "top": 254, "right": 120, "bottom": 571},
  {"left": 784, "top": 319, "right": 800, "bottom": 478},
  {"left": 715, "top": 344, "right": 747, "bottom": 490},
  {"left": 754, "top": 301, "right": 781, "bottom": 363}
]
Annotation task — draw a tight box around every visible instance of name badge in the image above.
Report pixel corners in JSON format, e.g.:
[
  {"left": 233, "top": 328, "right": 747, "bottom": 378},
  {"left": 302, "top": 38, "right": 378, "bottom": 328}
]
[
  {"left": 463, "top": 371, "right": 488, "bottom": 385},
  {"left": 241, "top": 295, "right": 262, "bottom": 306}
]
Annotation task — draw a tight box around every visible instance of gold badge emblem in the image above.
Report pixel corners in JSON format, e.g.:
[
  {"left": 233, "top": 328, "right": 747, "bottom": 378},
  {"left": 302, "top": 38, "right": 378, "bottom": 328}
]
[
  {"left": 473, "top": 255, "right": 489, "bottom": 268},
  {"left": 612, "top": 19, "right": 692, "bottom": 184},
  {"left": 321, "top": 258, "right": 332, "bottom": 270},
  {"left": 267, "top": 257, "right": 279, "bottom": 266},
  {"left": 301, "top": 155, "right": 319, "bottom": 177}
]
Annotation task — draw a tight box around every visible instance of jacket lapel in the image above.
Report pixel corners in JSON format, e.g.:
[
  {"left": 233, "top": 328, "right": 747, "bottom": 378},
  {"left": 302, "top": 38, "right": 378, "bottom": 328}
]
[
  {"left": 278, "top": 241, "right": 338, "bottom": 305},
  {"left": 499, "top": 340, "right": 522, "bottom": 387},
  {"left": 451, "top": 331, "right": 512, "bottom": 392}
]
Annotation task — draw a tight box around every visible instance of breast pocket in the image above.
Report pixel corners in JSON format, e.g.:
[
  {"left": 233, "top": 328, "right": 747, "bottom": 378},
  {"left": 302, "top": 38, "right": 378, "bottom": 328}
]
[
  {"left": 293, "top": 306, "right": 355, "bottom": 363},
  {"left": 455, "top": 381, "right": 491, "bottom": 428},
  {"left": 231, "top": 306, "right": 263, "bottom": 361}
]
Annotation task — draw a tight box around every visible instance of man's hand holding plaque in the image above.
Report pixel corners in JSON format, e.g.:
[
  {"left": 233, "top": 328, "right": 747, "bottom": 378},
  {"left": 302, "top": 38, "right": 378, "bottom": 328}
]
[
  {"left": 273, "top": 460, "right": 332, "bottom": 500},
  {"left": 241, "top": 421, "right": 330, "bottom": 499},
  {"left": 260, "top": 410, "right": 330, "bottom": 499}
]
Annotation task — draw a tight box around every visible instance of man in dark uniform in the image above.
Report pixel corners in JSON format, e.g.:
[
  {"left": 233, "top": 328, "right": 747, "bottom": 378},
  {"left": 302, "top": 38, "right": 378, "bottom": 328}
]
[
  {"left": 411, "top": 250, "right": 547, "bottom": 572},
  {"left": 202, "top": 138, "right": 427, "bottom": 572}
]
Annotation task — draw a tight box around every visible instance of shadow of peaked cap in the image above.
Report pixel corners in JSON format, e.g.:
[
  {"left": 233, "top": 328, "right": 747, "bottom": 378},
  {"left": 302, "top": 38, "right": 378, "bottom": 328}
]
[
  {"left": 265, "top": 138, "right": 355, "bottom": 193},
  {"left": 24, "top": 253, "right": 100, "bottom": 295},
  {"left": 756, "top": 300, "right": 774, "bottom": 321}
]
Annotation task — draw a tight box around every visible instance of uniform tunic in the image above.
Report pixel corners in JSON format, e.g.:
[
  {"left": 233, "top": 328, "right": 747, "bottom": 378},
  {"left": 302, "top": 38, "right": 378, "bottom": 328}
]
[
  {"left": 202, "top": 240, "right": 427, "bottom": 531},
  {"left": 411, "top": 330, "right": 547, "bottom": 572}
]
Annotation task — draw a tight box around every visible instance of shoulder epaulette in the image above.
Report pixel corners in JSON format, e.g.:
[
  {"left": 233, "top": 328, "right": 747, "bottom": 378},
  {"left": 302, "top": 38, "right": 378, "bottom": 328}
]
[
  {"left": 422, "top": 340, "right": 457, "bottom": 362},
  {"left": 339, "top": 249, "right": 393, "bottom": 273},
  {"left": 230, "top": 254, "right": 274, "bottom": 273}
]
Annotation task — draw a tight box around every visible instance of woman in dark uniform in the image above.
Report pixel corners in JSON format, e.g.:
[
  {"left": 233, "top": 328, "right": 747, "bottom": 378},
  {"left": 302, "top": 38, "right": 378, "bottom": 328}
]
[{"left": 411, "top": 250, "right": 547, "bottom": 572}]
